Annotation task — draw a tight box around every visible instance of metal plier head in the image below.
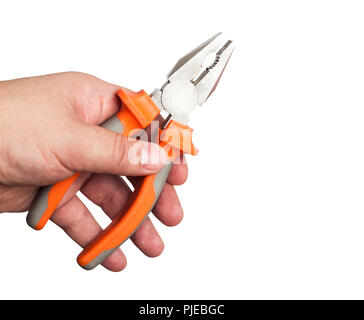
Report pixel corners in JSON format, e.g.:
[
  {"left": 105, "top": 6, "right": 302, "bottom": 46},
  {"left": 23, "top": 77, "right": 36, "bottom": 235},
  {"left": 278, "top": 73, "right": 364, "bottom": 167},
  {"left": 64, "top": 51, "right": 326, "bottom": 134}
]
[{"left": 152, "top": 33, "right": 235, "bottom": 125}]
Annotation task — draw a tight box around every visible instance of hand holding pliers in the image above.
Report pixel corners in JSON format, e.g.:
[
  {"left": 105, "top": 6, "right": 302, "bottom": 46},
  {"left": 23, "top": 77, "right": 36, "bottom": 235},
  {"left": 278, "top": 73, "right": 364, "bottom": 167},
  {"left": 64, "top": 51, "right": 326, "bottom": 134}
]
[{"left": 27, "top": 33, "right": 235, "bottom": 270}]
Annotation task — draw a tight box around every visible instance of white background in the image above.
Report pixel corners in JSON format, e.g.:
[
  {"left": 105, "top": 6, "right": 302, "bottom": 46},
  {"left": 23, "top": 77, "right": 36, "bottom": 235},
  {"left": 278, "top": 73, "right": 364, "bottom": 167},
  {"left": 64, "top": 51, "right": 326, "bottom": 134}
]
[{"left": 1, "top": 0, "right": 364, "bottom": 299}]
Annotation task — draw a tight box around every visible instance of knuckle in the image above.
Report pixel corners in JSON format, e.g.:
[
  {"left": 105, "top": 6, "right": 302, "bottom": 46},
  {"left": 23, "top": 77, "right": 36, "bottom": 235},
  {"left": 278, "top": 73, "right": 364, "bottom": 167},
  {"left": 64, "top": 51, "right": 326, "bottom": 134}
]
[
  {"left": 60, "top": 72, "right": 96, "bottom": 95},
  {"left": 112, "top": 133, "right": 129, "bottom": 173},
  {"left": 62, "top": 71, "right": 90, "bottom": 81},
  {"left": 54, "top": 203, "right": 88, "bottom": 232}
]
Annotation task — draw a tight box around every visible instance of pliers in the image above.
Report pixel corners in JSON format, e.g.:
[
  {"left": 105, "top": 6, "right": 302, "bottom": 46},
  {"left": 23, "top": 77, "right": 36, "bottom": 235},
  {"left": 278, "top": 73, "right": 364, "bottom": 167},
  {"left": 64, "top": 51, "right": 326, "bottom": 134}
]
[{"left": 27, "top": 32, "right": 235, "bottom": 270}]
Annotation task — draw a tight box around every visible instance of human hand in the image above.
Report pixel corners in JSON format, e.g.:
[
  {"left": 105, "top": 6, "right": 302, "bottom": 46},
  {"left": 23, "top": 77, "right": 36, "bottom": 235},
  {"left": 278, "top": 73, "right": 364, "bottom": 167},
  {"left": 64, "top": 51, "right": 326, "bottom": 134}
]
[{"left": 0, "top": 72, "right": 187, "bottom": 271}]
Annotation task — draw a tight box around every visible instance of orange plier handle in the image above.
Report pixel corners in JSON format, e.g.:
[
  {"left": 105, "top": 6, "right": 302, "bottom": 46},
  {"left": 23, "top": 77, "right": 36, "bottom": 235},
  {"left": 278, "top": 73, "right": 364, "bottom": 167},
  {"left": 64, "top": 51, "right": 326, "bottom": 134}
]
[{"left": 77, "top": 121, "right": 197, "bottom": 269}]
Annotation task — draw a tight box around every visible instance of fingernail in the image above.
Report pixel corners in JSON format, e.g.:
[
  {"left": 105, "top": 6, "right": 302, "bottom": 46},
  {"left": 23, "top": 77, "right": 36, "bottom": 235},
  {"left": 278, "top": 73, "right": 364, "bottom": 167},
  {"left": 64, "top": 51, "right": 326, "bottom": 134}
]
[{"left": 140, "top": 142, "right": 167, "bottom": 170}]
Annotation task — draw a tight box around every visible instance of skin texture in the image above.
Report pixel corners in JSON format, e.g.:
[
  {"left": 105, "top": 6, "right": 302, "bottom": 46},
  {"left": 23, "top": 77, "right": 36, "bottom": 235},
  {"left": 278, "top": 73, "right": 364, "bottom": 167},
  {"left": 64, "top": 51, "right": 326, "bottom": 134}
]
[{"left": 0, "top": 72, "right": 188, "bottom": 271}]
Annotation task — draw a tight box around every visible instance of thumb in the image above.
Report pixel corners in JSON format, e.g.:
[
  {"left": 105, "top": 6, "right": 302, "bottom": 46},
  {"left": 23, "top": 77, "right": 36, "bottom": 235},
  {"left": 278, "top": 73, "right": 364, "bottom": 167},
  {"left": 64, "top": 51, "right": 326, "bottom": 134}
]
[{"left": 64, "top": 123, "right": 167, "bottom": 176}]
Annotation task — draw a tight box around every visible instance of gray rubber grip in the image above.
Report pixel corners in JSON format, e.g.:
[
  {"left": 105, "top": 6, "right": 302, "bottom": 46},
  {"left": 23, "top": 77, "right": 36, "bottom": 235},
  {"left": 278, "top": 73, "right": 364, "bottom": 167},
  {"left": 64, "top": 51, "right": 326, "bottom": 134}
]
[
  {"left": 26, "top": 185, "right": 53, "bottom": 229},
  {"left": 100, "top": 114, "right": 125, "bottom": 133},
  {"left": 81, "top": 160, "right": 173, "bottom": 270},
  {"left": 26, "top": 115, "right": 125, "bottom": 229}
]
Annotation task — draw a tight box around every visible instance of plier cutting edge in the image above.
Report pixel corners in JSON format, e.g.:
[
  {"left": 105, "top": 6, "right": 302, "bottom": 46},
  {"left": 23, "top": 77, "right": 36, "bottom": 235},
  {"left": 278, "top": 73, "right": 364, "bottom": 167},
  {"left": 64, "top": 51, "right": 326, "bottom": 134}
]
[{"left": 27, "top": 33, "right": 235, "bottom": 270}]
